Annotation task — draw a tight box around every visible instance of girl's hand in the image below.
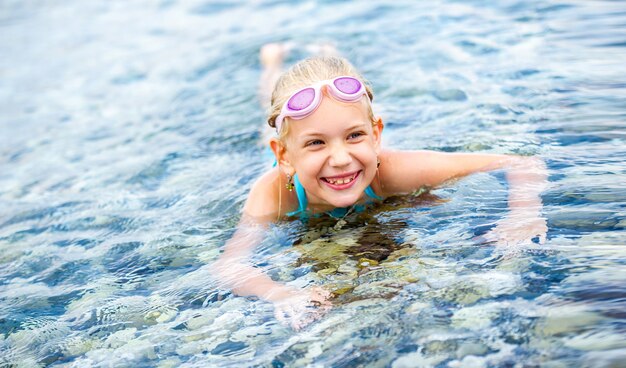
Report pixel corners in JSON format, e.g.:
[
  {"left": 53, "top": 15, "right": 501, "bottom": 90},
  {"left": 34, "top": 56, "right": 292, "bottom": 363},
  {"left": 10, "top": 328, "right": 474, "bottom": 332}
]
[
  {"left": 272, "top": 286, "right": 332, "bottom": 330},
  {"left": 483, "top": 210, "right": 547, "bottom": 247}
]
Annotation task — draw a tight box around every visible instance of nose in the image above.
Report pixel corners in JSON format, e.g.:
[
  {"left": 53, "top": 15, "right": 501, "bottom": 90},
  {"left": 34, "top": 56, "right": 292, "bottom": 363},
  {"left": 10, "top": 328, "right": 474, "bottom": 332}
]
[{"left": 328, "top": 144, "right": 352, "bottom": 167}]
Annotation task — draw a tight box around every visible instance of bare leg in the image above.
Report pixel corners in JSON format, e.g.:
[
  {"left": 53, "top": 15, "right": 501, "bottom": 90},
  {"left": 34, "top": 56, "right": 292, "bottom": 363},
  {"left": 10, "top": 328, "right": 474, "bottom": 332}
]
[
  {"left": 258, "top": 43, "right": 289, "bottom": 110},
  {"left": 258, "top": 41, "right": 338, "bottom": 109},
  {"left": 258, "top": 41, "right": 339, "bottom": 145}
]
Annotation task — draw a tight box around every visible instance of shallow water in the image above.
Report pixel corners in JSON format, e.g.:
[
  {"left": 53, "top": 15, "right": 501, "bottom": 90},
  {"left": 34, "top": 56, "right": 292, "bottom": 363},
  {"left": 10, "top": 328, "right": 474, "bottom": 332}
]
[{"left": 1, "top": 0, "right": 625, "bottom": 367}]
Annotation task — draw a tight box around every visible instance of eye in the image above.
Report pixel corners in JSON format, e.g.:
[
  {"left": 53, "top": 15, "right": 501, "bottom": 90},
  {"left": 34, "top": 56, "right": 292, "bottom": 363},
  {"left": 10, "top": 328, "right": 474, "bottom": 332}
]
[
  {"left": 305, "top": 139, "right": 324, "bottom": 147},
  {"left": 348, "top": 131, "right": 365, "bottom": 140}
]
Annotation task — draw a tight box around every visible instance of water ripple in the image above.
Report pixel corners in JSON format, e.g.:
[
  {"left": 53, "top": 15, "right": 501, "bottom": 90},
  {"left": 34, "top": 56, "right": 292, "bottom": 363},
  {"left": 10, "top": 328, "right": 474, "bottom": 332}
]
[{"left": 0, "top": 0, "right": 624, "bottom": 366}]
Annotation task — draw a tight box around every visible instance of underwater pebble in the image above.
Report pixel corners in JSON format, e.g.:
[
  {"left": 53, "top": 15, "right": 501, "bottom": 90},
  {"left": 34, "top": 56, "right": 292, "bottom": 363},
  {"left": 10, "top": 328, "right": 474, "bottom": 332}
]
[
  {"left": 114, "top": 338, "right": 157, "bottom": 361},
  {"left": 535, "top": 305, "right": 605, "bottom": 336},
  {"left": 432, "top": 89, "right": 468, "bottom": 101},
  {"left": 448, "top": 355, "right": 488, "bottom": 368},
  {"left": 343, "top": 297, "right": 388, "bottom": 310},
  {"left": 92, "top": 215, "right": 117, "bottom": 226},
  {"left": 496, "top": 257, "right": 532, "bottom": 273},
  {"left": 155, "top": 308, "right": 177, "bottom": 323},
  {"left": 212, "top": 310, "right": 245, "bottom": 330},
  {"left": 451, "top": 303, "right": 501, "bottom": 330},
  {"left": 455, "top": 341, "right": 489, "bottom": 358},
  {"left": 210, "top": 340, "right": 248, "bottom": 356},
  {"left": 176, "top": 335, "right": 221, "bottom": 356},
  {"left": 386, "top": 247, "right": 419, "bottom": 262},
  {"left": 533, "top": 361, "right": 569, "bottom": 368},
  {"left": 337, "top": 263, "right": 356, "bottom": 274},
  {"left": 231, "top": 324, "right": 273, "bottom": 340},
  {"left": 273, "top": 341, "right": 315, "bottom": 367},
  {"left": 564, "top": 331, "right": 626, "bottom": 351},
  {"left": 0, "top": 240, "right": 25, "bottom": 263},
  {"left": 352, "top": 281, "right": 403, "bottom": 299},
  {"left": 582, "top": 348, "right": 626, "bottom": 368},
  {"left": 184, "top": 309, "right": 221, "bottom": 330},
  {"left": 182, "top": 330, "right": 219, "bottom": 344},
  {"left": 317, "top": 267, "right": 337, "bottom": 276},
  {"left": 196, "top": 248, "right": 220, "bottom": 263},
  {"left": 94, "top": 295, "right": 151, "bottom": 327},
  {"left": 429, "top": 271, "right": 520, "bottom": 305},
  {"left": 358, "top": 258, "right": 379, "bottom": 268},
  {"left": 156, "top": 357, "right": 182, "bottom": 368},
  {"left": 303, "top": 341, "right": 324, "bottom": 362},
  {"left": 550, "top": 209, "right": 618, "bottom": 231},
  {"left": 62, "top": 336, "right": 102, "bottom": 357},
  {"left": 105, "top": 327, "right": 137, "bottom": 349},
  {"left": 65, "top": 284, "right": 117, "bottom": 317},
  {"left": 463, "top": 142, "right": 492, "bottom": 151},
  {"left": 439, "top": 282, "right": 490, "bottom": 305},
  {"left": 466, "top": 272, "right": 522, "bottom": 297},
  {"left": 405, "top": 302, "right": 430, "bottom": 314},
  {"left": 424, "top": 339, "right": 457, "bottom": 355},
  {"left": 7, "top": 319, "right": 71, "bottom": 354},
  {"left": 144, "top": 305, "right": 178, "bottom": 324},
  {"left": 392, "top": 351, "right": 447, "bottom": 368},
  {"left": 3, "top": 356, "right": 41, "bottom": 368}
]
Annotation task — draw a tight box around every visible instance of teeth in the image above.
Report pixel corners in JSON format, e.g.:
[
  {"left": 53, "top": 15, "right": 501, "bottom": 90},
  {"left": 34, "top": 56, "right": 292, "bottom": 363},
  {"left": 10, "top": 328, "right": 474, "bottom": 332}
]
[{"left": 326, "top": 173, "right": 356, "bottom": 185}]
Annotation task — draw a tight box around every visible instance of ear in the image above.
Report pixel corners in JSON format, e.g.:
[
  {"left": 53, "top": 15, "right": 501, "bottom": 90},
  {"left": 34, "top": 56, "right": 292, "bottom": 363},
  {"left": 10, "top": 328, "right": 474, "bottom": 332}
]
[
  {"left": 269, "top": 137, "right": 295, "bottom": 174},
  {"left": 372, "top": 117, "right": 384, "bottom": 154}
]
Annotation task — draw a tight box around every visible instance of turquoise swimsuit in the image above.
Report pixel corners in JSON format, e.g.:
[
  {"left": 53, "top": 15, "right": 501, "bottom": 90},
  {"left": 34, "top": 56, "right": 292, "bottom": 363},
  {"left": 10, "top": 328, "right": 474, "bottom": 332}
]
[{"left": 286, "top": 173, "right": 382, "bottom": 219}]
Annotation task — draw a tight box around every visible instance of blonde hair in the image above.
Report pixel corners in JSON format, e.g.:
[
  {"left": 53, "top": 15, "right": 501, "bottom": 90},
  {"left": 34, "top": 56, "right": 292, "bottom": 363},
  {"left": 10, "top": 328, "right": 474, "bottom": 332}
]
[{"left": 267, "top": 56, "right": 375, "bottom": 139}]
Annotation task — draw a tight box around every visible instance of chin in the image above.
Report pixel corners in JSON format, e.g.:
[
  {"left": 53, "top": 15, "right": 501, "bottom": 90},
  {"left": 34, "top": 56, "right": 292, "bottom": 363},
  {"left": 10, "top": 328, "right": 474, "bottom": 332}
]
[{"left": 326, "top": 192, "right": 362, "bottom": 209}]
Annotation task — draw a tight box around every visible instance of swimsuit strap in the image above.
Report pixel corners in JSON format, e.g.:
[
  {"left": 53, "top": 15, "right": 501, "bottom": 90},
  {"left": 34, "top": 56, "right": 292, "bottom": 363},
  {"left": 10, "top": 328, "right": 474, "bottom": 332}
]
[
  {"left": 365, "top": 185, "right": 383, "bottom": 200},
  {"left": 286, "top": 174, "right": 381, "bottom": 219},
  {"left": 286, "top": 173, "right": 308, "bottom": 217}
]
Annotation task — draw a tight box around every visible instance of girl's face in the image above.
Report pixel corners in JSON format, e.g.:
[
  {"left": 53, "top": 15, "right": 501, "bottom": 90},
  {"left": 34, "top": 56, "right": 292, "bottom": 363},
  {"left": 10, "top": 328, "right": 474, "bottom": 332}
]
[{"left": 281, "top": 88, "right": 382, "bottom": 210}]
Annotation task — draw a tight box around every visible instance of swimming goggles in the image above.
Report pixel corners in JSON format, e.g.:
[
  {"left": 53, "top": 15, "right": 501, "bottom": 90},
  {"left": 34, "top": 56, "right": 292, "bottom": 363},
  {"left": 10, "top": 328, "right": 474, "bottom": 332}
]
[{"left": 274, "top": 76, "right": 368, "bottom": 133}]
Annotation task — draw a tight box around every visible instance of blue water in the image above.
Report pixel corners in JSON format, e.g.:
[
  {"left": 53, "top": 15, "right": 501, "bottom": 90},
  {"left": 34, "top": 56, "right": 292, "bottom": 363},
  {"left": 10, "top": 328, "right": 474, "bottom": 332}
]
[{"left": 1, "top": 0, "right": 625, "bottom": 367}]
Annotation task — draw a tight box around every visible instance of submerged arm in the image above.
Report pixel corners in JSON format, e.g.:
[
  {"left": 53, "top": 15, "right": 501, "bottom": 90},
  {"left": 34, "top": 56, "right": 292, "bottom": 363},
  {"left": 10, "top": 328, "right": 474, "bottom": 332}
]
[
  {"left": 379, "top": 150, "right": 548, "bottom": 245},
  {"left": 486, "top": 155, "right": 549, "bottom": 246},
  {"left": 212, "top": 173, "right": 331, "bottom": 329},
  {"left": 213, "top": 215, "right": 297, "bottom": 302}
]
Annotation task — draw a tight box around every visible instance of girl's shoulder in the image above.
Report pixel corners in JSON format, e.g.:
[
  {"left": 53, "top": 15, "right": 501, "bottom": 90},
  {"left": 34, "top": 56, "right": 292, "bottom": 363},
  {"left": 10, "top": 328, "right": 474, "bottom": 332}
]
[
  {"left": 376, "top": 149, "right": 446, "bottom": 196},
  {"left": 243, "top": 167, "right": 298, "bottom": 221},
  {"left": 244, "top": 167, "right": 280, "bottom": 218}
]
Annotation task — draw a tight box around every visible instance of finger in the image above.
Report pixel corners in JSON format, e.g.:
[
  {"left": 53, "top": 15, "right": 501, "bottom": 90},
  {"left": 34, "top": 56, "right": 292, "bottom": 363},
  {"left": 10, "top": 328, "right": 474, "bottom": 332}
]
[
  {"left": 276, "top": 305, "right": 297, "bottom": 326},
  {"left": 291, "top": 319, "right": 303, "bottom": 331},
  {"left": 274, "top": 308, "right": 288, "bottom": 326}
]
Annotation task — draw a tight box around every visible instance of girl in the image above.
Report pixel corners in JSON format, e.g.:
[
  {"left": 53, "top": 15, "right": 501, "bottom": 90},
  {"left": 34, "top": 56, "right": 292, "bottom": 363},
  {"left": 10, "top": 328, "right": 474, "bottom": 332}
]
[{"left": 215, "top": 46, "right": 548, "bottom": 330}]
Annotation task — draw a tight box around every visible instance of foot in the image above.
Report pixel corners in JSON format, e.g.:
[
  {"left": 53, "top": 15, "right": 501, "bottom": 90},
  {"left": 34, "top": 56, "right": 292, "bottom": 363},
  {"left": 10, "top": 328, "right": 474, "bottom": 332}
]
[{"left": 260, "top": 43, "right": 288, "bottom": 69}]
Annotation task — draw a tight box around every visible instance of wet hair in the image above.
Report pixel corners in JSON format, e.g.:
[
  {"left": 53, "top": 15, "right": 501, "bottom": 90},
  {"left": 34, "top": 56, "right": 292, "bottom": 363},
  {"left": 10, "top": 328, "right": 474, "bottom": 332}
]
[{"left": 267, "top": 55, "right": 375, "bottom": 139}]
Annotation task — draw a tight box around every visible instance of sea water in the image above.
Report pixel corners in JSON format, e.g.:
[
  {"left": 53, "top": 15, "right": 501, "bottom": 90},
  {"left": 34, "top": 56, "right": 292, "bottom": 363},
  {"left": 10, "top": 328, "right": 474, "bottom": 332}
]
[{"left": 1, "top": 0, "right": 625, "bottom": 366}]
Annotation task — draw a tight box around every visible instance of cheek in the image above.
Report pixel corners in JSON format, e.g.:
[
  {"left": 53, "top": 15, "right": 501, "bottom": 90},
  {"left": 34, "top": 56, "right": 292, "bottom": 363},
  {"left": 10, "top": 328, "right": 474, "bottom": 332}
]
[
  {"left": 355, "top": 144, "right": 378, "bottom": 163},
  {"left": 294, "top": 152, "right": 324, "bottom": 174}
]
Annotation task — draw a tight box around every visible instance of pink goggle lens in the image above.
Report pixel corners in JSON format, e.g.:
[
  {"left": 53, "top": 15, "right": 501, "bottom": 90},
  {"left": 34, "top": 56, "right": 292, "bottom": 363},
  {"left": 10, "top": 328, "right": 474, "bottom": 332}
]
[
  {"left": 333, "top": 77, "right": 362, "bottom": 94},
  {"left": 287, "top": 87, "right": 315, "bottom": 111}
]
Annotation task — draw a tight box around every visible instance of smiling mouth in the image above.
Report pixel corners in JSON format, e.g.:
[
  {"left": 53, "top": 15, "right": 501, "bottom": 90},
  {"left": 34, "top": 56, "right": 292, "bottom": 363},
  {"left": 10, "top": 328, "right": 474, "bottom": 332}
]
[{"left": 321, "top": 171, "right": 361, "bottom": 186}]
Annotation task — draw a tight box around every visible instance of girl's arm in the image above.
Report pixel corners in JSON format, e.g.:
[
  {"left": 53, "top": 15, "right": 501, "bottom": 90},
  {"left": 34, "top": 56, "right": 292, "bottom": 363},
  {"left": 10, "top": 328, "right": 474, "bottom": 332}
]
[
  {"left": 212, "top": 170, "right": 330, "bottom": 329},
  {"left": 213, "top": 215, "right": 296, "bottom": 302},
  {"left": 378, "top": 150, "right": 542, "bottom": 192},
  {"left": 379, "top": 150, "right": 548, "bottom": 245}
]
